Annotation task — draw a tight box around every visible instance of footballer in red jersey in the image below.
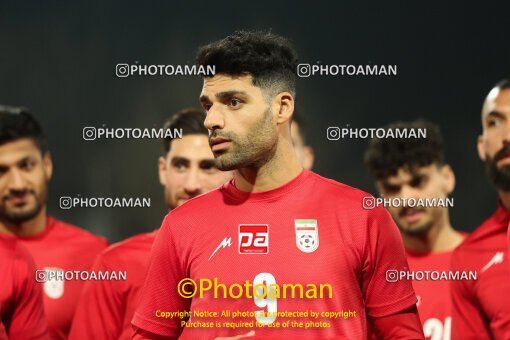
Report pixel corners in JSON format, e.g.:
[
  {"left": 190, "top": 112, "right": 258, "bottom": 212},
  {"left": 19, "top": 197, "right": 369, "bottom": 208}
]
[
  {"left": 0, "top": 106, "right": 108, "bottom": 339},
  {"left": 132, "top": 31, "right": 424, "bottom": 339},
  {"left": 365, "top": 120, "right": 466, "bottom": 339},
  {"left": 0, "top": 233, "right": 48, "bottom": 339},
  {"left": 450, "top": 79, "right": 510, "bottom": 338},
  {"left": 68, "top": 108, "right": 232, "bottom": 340}
]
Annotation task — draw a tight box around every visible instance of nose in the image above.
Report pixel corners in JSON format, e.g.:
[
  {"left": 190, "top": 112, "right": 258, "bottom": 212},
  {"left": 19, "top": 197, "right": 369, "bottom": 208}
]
[
  {"left": 502, "top": 122, "right": 510, "bottom": 144},
  {"left": 204, "top": 106, "right": 225, "bottom": 132},
  {"left": 7, "top": 168, "right": 26, "bottom": 191},
  {"left": 399, "top": 185, "right": 420, "bottom": 203},
  {"left": 183, "top": 167, "right": 202, "bottom": 195}
]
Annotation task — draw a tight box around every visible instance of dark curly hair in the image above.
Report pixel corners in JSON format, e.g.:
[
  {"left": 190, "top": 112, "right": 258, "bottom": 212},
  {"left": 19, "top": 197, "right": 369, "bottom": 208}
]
[
  {"left": 364, "top": 120, "right": 444, "bottom": 180},
  {"left": 196, "top": 30, "right": 299, "bottom": 99},
  {"left": 0, "top": 105, "right": 48, "bottom": 154},
  {"left": 162, "top": 108, "right": 207, "bottom": 155}
]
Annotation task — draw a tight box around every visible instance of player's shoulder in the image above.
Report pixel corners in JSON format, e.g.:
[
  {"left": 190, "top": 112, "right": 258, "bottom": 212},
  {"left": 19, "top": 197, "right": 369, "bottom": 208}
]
[
  {"left": 0, "top": 235, "right": 34, "bottom": 272},
  {"left": 452, "top": 210, "right": 506, "bottom": 264},
  {"left": 455, "top": 212, "right": 505, "bottom": 251},
  {"left": 0, "top": 233, "right": 17, "bottom": 256},
  {"left": 165, "top": 186, "right": 225, "bottom": 219},
  {"left": 308, "top": 171, "right": 378, "bottom": 208},
  {"left": 99, "top": 230, "right": 157, "bottom": 262},
  {"left": 48, "top": 216, "right": 108, "bottom": 247}
]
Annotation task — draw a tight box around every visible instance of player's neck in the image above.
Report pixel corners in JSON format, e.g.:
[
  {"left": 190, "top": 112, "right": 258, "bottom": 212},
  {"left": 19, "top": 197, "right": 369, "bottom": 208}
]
[
  {"left": 404, "top": 213, "right": 463, "bottom": 253},
  {"left": 233, "top": 139, "right": 303, "bottom": 193},
  {"left": 0, "top": 209, "right": 47, "bottom": 237},
  {"left": 497, "top": 190, "right": 510, "bottom": 211}
]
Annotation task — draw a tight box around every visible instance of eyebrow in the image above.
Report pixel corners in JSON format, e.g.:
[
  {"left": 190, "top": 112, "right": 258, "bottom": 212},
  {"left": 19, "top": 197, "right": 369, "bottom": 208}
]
[
  {"left": 171, "top": 157, "right": 216, "bottom": 165},
  {"left": 170, "top": 156, "right": 190, "bottom": 164},
  {"left": 0, "top": 156, "right": 34, "bottom": 170},
  {"left": 486, "top": 110, "right": 506, "bottom": 119},
  {"left": 199, "top": 159, "right": 216, "bottom": 167},
  {"left": 199, "top": 90, "right": 248, "bottom": 104},
  {"left": 383, "top": 172, "right": 427, "bottom": 185}
]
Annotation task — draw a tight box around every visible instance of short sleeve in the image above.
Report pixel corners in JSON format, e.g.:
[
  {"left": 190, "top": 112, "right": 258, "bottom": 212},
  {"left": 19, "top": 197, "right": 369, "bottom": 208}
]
[
  {"left": 362, "top": 206, "right": 418, "bottom": 318},
  {"left": 132, "top": 215, "right": 191, "bottom": 337}
]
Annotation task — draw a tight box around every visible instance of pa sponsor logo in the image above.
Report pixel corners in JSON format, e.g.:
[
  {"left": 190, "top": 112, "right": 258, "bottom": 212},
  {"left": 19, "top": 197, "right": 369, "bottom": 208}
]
[{"left": 238, "top": 224, "right": 269, "bottom": 254}]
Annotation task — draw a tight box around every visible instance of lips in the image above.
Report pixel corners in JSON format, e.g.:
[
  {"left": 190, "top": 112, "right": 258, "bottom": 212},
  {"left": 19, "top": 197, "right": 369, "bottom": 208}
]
[
  {"left": 209, "top": 137, "right": 231, "bottom": 152},
  {"left": 498, "top": 151, "right": 510, "bottom": 161},
  {"left": 495, "top": 146, "right": 510, "bottom": 162},
  {"left": 5, "top": 192, "right": 31, "bottom": 206},
  {"left": 399, "top": 208, "right": 424, "bottom": 224}
]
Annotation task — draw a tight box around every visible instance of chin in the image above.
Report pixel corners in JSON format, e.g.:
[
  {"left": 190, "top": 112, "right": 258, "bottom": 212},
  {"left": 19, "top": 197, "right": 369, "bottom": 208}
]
[
  {"left": 401, "top": 222, "right": 433, "bottom": 236},
  {"left": 215, "top": 156, "right": 242, "bottom": 171}
]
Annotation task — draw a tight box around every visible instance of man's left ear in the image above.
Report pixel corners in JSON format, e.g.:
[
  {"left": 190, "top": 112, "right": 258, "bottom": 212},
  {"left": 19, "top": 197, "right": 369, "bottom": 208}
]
[
  {"left": 43, "top": 151, "right": 53, "bottom": 181},
  {"left": 440, "top": 164, "right": 455, "bottom": 195},
  {"left": 274, "top": 92, "right": 294, "bottom": 124}
]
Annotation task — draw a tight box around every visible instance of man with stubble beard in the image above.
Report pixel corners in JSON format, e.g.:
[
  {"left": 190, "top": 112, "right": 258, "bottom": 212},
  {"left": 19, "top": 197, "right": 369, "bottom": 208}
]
[
  {"left": 132, "top": 30, "right": 423, "bottom": 340},
  {"left": 0, "top": 106, "right": 108, "bottom": 339},
  {"left": 450, "top": 79, "right": 510, "bottom": 338}
]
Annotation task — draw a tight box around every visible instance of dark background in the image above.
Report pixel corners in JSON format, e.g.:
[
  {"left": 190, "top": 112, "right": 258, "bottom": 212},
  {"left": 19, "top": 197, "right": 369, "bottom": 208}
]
[{"left": 1, "top": 2, "right": 509, "bottom": 242}]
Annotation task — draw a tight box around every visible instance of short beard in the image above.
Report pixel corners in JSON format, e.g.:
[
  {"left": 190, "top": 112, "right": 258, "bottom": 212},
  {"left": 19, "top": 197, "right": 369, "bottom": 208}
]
[
  {"left": 397, "top": 220, "right": 434, "bottom": 237},
  {"left": 0, "top": 186, "right": 47, "bottom": 224},
  {"left": 486, "top": 155, "right": 510, "bottom": 192},
  {"left": 0, "top": 199, "right": 43, "bottom": 224},
  {"left": 212, "top": 107, "right": 278, "bottom": 171}
]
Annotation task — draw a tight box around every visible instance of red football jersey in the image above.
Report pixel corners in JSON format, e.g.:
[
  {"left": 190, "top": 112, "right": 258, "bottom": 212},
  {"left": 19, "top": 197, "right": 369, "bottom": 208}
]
[
  {"left": 0, "top": 233, "right": 48, "bottom": 339},
  {"left": 69, "top": 230, "right": 157, "bottom": 340},
  {"left": 17, "top": 216, "right": 108, "bottom": 339},
  {"left": 132, "top": 170, "right": 419, "bottom": 339},
  {"left": 451, "top": 204, "right": 510, "bottom": 339},
  {"left": 406, "top": 246, "right": 464, "bottom": 340}
]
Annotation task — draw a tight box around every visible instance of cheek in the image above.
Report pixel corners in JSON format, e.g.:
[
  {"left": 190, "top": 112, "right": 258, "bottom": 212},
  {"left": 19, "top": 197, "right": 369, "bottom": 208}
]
[
  {"left": 425, "top": 179, "right": 447, "bottom": 197},
  {"left": 485, "top": 133, "right": 503, "bottom": 153},
  {"left": 387, "top": 206, "right": 400, "bottom": 218},
  {"left": 166, "top": 170, "right": 185, "bottom": 193},
  {"left": 0, "top": 179, "right": 7, "bottom": 195},
  {"left": 29, "top": 170, "right": 47, "bottom": 190}
]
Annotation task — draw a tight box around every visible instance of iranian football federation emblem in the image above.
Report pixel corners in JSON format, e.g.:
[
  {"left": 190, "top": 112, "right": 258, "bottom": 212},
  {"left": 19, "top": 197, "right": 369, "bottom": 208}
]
[
  {"left": 43, "top": 267, "right": 64, "bottom": 299},
  {"left": 295, "top": 219, "right": 319, "bottom": 253}
]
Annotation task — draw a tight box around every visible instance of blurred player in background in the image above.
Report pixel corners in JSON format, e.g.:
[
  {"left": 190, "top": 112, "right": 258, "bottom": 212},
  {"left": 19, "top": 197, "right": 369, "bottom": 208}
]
[
  {"left": 69, "top": 108, "right": 232, "bottom": 339},
  {"left": 0, "top": 106, "right": 108, "bottom": 339},
  {"left": 0, "top": 234, "right": 48, "bottom": 339},
  {"left": 364, "top": 120, "right": 465, "bottom": 339},
  {"left": 291, "top": 107, "right": 314, "bottom": 170},
  {"left": 451, "top": 79, "right": 510, "bottom": 338},
  {"left": 132, "top": 30, "right": 423, "bottom": 339}
]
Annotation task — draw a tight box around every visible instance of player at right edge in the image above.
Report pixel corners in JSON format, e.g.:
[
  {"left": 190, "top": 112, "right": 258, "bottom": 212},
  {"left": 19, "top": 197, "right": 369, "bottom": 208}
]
[{"left": 450, "top": 79, "right": 510, "bottom": 338}]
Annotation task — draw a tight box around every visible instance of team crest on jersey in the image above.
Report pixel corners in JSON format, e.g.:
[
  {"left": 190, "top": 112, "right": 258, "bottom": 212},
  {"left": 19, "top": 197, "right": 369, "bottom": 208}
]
[
  {"left": 238, "top": 224, "right": 269, "bottom": 254},
  {"left": 43, "top": 267, "right": 64, "bottom": 299},
  {"left": 295, "top": 219, "right": 319, "bottom": 253}
]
